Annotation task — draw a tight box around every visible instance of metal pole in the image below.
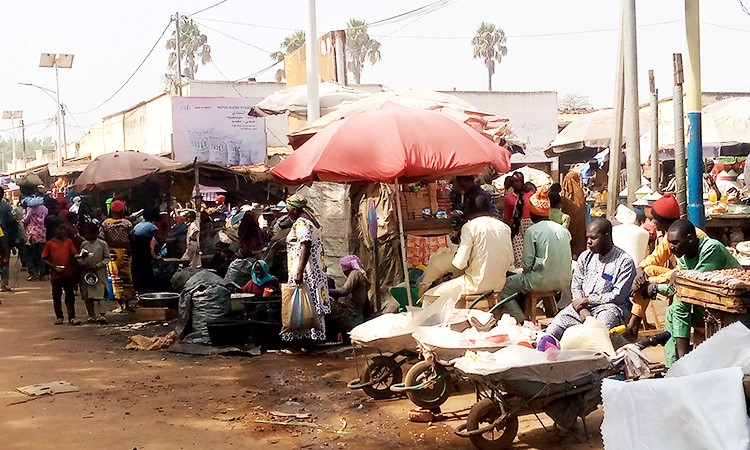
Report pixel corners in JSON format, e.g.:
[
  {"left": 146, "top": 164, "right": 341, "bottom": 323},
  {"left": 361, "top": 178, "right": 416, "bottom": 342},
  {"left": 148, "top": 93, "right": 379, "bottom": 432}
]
[
  {"left": 673, "top": 54, "right": 687, "bottom": 218},
  {"left": 10, "top": 118, "right": 16, "bottom": 173},
  {"left": 54, "top": 62, "right": 63, "bottom": 167},
  {"left": 393, "top": 179, "right": 412, "bottom": 306},
  {"left": 174, "top": 12, "right": 183, "bottom": 96},
  {"left": 623, "top": 0, "right": 641, "bottom": 205},
  {"left": 333, "top": 30, "right": 347, "bottom": 85},
  {"left": 305, "top": 0, "right": 321, "bottom": 122},
  {"left": 684, "top": 0, "right": 705, "bottom": 227},
  {"left": 61, "top": 104, "right": 68, "bottom": 162},
  {"left": 649, "top": 70, "right": 659, "bottom": 192},
  {"left": 607, "top": 1, "right": 626, "bottom": 219},
  {"left": 20, "top": 119, "right": 26, "bottom": 163}
]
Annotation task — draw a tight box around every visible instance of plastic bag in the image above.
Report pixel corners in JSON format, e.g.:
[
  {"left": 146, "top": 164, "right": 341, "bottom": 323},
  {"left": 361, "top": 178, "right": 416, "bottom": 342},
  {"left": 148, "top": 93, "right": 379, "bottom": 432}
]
[
  {"left": 559, "top": 316, "right": 616, "bottom": 356},
  {"left": 280, "top": 283, "right": 320, "bottom": 333},
  {"left": 224, "top": 258, "right": 255, "bottom": 287}
]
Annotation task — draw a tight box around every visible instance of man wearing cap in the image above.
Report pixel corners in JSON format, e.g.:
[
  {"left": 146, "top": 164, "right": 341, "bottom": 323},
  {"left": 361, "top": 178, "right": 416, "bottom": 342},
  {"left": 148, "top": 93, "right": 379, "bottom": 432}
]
[
  {"left": 626, "top": 193, "right": 707, "bottom": 338},
  {"left": 499, "top": 186, "right": 573, "bottom": 322}
]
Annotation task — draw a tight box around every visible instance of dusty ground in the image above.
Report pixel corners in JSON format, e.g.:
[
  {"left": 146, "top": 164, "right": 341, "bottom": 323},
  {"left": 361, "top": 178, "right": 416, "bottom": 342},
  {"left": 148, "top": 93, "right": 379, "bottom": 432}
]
[{"left": 0, "top": 260, "right": 665, "bottom": 449}]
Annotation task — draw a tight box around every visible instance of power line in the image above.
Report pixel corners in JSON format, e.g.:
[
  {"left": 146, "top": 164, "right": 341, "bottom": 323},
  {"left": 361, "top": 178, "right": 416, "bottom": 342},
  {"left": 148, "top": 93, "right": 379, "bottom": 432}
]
[
  {"left": 70, "top": 21, "right": 172, "bottom": 115},
  {"left": 233, "top": 60, "right": 283, "bottom": 82},
  {"left": 188, "top": 0, "right": 231, "bottom": 17},
  {"left": 211, "top": 60, "right": 244, "bottom": 97},
  {"left": 364, "top": 0, "right": 455, "bottom": 30},
  {"left": 195, "top": 17, "right": 299, "bottom": 32},
  {"left": 194, "top": 20, "right": 275, "bottom": 55}
]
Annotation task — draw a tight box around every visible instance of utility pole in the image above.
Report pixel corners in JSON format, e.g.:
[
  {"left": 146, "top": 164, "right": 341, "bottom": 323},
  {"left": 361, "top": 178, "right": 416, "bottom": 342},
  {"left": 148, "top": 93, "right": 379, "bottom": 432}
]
[
  {"left": 673, "top": 54, "right": 687, "bottom": 218},
  {"left": 607, "top": 0, "right": 626, "bottom": 219},
  {"left": 10, "top": 118, "right": 16, "bottom": 172},
  {"left": 305, "top": 0, "right": 321, "bottom": 122},
  {"left": 20, "top": 119, "right": 26, "bottom": 163},
  {"left": 174, "top": 12, "right": 183, "bottom": 96},
  {"left": 649, "top": 70, "right": 659, "bottom": 192},
  {"left": 684, "top": 0, "right": 705, "bottom": 227},
  {"left": 61, "top": 104, "right": 68, "bottom": 161},
  {"left": 623, "top": 0, "right": 641, "bottom": 205}
]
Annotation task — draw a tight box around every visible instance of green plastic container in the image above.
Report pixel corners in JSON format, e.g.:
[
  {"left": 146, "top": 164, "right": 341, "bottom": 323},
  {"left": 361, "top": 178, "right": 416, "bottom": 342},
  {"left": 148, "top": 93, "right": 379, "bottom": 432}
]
[{"left": 390, "top": 286, "right": 421, "bottom": 312}]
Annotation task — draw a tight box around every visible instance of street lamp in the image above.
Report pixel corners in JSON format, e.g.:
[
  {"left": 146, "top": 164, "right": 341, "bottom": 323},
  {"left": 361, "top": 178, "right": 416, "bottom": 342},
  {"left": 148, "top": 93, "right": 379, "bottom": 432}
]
[
  {"left": 39, "top": 52, "right": 74, "bottom": 167},
  {"left": 18, "top": 82, "right": 69, "bottom": 159},
  {"left": 2, "top": 110, "right": 23, "bottom": 174}
]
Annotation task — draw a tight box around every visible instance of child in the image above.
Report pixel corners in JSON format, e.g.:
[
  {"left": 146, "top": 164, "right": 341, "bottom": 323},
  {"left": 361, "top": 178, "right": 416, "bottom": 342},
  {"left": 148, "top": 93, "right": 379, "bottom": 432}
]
[
  {"left": 42, "top": 222, "right": 80, "bottom": 325},
  {"left": 79, "top": 222, "right": 110, "bottom": 324}
]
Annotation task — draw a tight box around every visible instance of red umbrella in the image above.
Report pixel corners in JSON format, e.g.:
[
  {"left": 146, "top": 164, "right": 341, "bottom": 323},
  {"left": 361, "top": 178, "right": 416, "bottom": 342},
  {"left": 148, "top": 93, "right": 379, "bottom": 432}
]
[{"left": 271, "top": 102, "right": 510, "bottom": 184}]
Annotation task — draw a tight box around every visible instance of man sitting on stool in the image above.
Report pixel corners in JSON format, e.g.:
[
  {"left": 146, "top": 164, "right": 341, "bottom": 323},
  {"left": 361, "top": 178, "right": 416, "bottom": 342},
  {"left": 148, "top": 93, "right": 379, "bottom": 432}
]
[
  {"left": 546, "top": 218, "right": 636, "bottom": 340},
  {"left": 499, "top": 186, "right": 573, "bottom": 323}
]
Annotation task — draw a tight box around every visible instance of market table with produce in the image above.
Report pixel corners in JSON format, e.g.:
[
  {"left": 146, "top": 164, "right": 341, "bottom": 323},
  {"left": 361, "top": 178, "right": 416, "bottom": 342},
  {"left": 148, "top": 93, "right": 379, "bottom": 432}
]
[{"left": 704, "top": 204, "right": 750, "bottom": 246}]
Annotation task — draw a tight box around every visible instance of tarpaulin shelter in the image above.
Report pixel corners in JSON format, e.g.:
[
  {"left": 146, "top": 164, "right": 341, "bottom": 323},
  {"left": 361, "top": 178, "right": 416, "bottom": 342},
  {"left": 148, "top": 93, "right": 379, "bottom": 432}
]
[{"left": 271, "top": 102, "right": 512, "bottom": 306}]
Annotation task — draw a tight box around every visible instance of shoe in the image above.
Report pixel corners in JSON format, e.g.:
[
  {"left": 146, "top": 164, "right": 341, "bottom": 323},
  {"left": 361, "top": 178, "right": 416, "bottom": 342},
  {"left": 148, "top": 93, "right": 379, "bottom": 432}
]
[
  {"left": 54, "top": 318, "right": 64, "bottom": 325},
  {"left": 0, "top": 286, "right": 13, "bottom": 292},
  {"left": 87, "top": 317, "right": 97, "bottom": 324},
  {"left": 96, "top": 316, "right": 108, "bottom": 325},
  {"left": 27, "top": 275, "right": 39, "bottom": 281},
  {"left": 69, "top": 319, "right": 81, "bottom": 326}
]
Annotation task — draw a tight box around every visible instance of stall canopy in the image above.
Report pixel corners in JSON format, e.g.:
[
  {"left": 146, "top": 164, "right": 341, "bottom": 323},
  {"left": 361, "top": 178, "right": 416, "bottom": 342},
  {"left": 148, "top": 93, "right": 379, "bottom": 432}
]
[
  {"left": 271, "top": 102, "right": 511, "bottom": 185},
  {"left": 493, "top": 166, "right": 553, "bottom": 191},
  {"left": 251, "top": 82, "right": 371, "bottom": 120},
  {"left": 73, "top": 151, "right": 180, "bottom": 192},
  {"left": 545, "top": 109, "right": 650, "bottom": 157}
]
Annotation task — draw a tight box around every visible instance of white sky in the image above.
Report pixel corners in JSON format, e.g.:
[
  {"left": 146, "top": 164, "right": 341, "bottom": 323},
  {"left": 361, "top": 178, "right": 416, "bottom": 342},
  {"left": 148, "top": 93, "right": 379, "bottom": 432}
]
[{"left": 1, "top": 0, "right": 749, "bottom": 143}]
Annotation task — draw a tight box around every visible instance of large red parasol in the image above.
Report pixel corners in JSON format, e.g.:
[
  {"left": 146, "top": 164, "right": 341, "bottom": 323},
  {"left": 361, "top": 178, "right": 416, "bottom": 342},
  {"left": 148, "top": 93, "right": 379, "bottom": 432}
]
[
  {"left": 271, "top": 102, "right": 511, "bottom": 306},
  {"left": 270, "top": 102, "right": 510, "bottom": 185}
]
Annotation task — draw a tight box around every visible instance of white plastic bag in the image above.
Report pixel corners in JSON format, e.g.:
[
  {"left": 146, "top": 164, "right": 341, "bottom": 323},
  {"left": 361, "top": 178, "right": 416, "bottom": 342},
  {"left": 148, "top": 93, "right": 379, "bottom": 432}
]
[{"left": 559, "top": 316, "right": 616, "bottom": 356}]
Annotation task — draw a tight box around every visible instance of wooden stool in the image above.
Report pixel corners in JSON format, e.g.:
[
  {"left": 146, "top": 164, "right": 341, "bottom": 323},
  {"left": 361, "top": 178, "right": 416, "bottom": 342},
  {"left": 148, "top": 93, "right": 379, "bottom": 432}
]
[
  {"left": 457, "top": 292, "right": 501, "bottom": 311},
  {"left": 524, "top": 291, "right": 558, "bottom": 324}
]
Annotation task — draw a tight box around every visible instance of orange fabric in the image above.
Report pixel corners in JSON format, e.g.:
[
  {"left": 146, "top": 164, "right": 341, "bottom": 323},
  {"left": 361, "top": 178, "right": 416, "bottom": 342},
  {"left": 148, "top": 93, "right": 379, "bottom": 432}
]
[
  {"left": 561, "top": 172, "right": 587, "bottom": 258},
  {"left": 405, "top": 234, "right": 450, "bottom": 268}
]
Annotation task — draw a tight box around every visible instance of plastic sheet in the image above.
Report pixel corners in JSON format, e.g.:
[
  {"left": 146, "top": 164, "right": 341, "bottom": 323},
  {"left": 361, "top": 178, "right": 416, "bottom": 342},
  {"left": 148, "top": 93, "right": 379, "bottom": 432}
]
[
  {"left": 559, "top": 316, "right": 616, "bottom": 356},
  {"left": 224, "top": 258, "right": 255, "bottom": 288},
  {"left": 601, "top": 367, "right": 750, "bottom": 450},
  {"left": 667, "top": 321, "right": 750, "bottom": 378}
]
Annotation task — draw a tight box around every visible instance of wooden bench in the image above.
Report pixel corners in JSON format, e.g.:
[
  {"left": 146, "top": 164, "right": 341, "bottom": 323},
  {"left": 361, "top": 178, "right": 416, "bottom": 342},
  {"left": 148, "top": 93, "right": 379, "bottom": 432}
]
[{"left": 524, "top": 291, "right": 559, "bottom": 324}]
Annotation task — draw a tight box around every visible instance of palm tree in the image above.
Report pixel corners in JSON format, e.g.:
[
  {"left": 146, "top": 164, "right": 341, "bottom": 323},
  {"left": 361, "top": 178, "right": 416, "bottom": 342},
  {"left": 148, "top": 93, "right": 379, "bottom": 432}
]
[
  {"left": 166, "top": 18, "right": 212, "bottom": 82},
  {"left": 270, "top": 31, "right": 306, "bottom": 82},
  {"left": 345, "top": 19, "right": 381, "bottom": 85},
  {"left": 471, "top": 22, "right": 508, "bottom": 91}
]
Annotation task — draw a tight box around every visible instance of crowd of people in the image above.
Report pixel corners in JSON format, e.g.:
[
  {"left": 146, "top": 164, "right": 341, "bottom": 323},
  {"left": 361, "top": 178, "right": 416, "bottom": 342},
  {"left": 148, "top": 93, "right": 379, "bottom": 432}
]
[{"left": 425, "top": 171, "right": 742, "bottom": 367}]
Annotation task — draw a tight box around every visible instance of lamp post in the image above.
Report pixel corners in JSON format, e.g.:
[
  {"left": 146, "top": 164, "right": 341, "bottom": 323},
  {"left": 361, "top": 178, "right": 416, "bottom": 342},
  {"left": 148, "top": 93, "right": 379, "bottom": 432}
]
[
  {"left": 2, "top": 110, "right": 23, "bottom": 174},
  {"left": 39, "top": 53, "right": 74, "bottom": 167}
]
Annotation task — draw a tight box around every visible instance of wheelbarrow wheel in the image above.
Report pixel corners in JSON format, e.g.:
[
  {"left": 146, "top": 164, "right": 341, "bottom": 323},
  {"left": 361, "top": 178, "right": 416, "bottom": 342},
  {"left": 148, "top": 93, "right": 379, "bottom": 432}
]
[
  {"left": 361, "top": 356, "right": 403, "bottom": 400},
  {"left": 466, "top": 399, "right": 518, "bottom": 450},
  {"left": 404, "top": 360, "right": 451, "bottom": 409}
]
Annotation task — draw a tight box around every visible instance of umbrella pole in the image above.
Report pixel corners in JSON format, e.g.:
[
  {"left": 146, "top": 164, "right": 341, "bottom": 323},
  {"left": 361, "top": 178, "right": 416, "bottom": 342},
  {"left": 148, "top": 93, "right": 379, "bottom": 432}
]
[{"left": 393, "top": 178, "right": 413, "bottom": 307}]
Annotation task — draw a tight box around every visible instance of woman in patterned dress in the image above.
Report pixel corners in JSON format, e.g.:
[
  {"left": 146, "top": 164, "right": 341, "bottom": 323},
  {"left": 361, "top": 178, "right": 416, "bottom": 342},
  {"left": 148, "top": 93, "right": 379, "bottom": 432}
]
[
  {"left": 281, "top": 194, "right": 330, "bottom": 346},
  {"left": 99, "top": 200, "right": 135, "bottom": 313}
]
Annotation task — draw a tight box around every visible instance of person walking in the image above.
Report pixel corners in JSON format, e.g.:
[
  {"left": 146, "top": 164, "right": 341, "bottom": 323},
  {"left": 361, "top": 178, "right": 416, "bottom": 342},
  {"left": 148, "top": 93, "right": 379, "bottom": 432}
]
[
  {"left": 79, "top": 222, "right": 110, "bottom": 324},
  {"left": 42, "top": 222, "right": 80, "bottom": 325},
  {"left": 561, "top": 171, "right": 587, "bottom": 260},
  {"left": 100, "top": 200, "right": 134, "bottom": 312},
  {"left": 23, "top": 196, "right": 48, "bottom": 281}
]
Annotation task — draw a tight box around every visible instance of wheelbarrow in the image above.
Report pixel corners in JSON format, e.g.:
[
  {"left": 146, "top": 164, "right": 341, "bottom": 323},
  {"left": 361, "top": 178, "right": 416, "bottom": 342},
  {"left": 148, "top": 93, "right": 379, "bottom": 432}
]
[{"left": 346, "top": 332, "right": 421, "bottom": 400}]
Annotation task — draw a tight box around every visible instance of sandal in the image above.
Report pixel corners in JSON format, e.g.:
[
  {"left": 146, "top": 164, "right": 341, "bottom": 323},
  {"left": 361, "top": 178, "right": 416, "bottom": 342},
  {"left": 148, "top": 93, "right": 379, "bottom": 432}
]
[
  {"left": 54, "top": 318, "right": 64, "bottom": 325},
  {"left": 69, "top": 319, "right": 81, "bottom": 326}
]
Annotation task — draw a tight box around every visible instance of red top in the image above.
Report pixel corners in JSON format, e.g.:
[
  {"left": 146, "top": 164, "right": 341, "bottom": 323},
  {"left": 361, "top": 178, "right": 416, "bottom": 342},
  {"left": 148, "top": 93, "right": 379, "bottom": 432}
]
[
  {"left": 242, "top": 278, "right": 281, "bottom": 296},
  {"left": 42, "top": 238, "right": 77, "bottom": 279},
  {"left": 502, "top": 191, "right": 532, "bottom": 223}
]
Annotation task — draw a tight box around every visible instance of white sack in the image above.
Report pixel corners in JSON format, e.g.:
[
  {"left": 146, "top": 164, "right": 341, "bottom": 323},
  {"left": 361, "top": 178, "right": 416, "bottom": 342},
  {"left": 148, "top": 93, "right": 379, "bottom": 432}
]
[
  {"left": 601, "top": 367, "right": 750, "bottom": 450},
  {"left": 559, "top": 316, "right": 616, "bottom": 356},
  {"left": 667, "top": 321, "right": 750, "bottom": 378}
]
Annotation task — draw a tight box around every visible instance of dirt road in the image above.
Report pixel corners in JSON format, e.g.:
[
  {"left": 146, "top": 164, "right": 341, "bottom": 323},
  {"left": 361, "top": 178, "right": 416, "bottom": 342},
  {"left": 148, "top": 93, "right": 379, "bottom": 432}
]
[{"left": 0, "top": 263, "right": 614, "bottom": 450}]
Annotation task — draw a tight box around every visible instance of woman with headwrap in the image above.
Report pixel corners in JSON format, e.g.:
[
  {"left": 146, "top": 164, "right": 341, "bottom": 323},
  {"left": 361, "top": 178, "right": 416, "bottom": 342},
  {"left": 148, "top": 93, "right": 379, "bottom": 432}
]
[
  {"left": 561, "top": 171, "right": 587, "bottom": 259},
  {"left": 507, "top": 173, "right": 534, "bottom": 269},
  {"left": 328, "top": 255, "right": 372, "bottom": 335},
  {"left": 242, "top": 260, "right": 280, "bottom": 295},
  {"left": 99, "top": 200, "right": 135, "bottom": 312},
  {"left": 282, "top": 194, "right": 330, "bottom": 346}
]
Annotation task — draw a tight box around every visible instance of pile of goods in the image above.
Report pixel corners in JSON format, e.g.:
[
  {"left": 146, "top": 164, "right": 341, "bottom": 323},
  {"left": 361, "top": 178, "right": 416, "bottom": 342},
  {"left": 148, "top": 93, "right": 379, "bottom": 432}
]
[{"left": 675, "top": 269, "right": 750, "bottom": 313}]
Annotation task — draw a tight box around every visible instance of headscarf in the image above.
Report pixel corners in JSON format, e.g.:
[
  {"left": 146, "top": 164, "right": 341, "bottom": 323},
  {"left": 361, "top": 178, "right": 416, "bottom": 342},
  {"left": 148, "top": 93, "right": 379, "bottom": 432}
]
[
  {"left": 110, "top": 200, "right": 126, "bottom": 214},
  {"left": 106, "top": 197, "right": 114, "bottom": 214},
  {"left": 340, "top": 255, "right": 369, "bottom": 282},
  {"left": 561, "top": 171, "right": 587, "bottom": 257},
  {"left": 251, "top": 260, "right": 277, "bottom": 286},
  {"left": 286, "top": 194, "right": 320, "bottom": 228},
  {"left": 216, "top": 195, "right": 226, "bottom": 204},
  {"left": 528, "top": 185, "right": 551, "bottom": 217}
]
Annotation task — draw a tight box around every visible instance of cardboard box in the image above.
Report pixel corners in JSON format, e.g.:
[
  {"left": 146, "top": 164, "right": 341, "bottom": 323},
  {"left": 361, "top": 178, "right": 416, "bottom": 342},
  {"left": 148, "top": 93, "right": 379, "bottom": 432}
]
[{"left": 135, "top": 307, "right": 173, "bottom": 321}]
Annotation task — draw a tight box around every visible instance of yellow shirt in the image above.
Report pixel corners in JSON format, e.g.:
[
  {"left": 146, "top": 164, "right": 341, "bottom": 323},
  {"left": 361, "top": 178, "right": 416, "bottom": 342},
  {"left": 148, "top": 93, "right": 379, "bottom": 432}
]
[{"left": 639, "top": 228, "right": 708, "bottom": 269}]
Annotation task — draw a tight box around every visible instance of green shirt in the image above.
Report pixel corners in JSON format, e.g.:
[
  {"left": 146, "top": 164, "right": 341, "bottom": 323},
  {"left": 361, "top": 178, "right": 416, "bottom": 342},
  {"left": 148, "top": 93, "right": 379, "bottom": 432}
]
[
  {"left": 549, "top": 208, "right": 570, "bottom": 229},
  {"left": 517, "top": 220, "right": 573, "bottom": 292},
  {"left": 658, "top": 237, "right": 742, "bottom": 295}
]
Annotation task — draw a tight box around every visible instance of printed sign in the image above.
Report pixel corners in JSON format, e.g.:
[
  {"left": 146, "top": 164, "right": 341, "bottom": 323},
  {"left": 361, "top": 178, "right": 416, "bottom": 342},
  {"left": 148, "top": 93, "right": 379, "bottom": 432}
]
[{"left": 172, "top": 97, "right": 267, "bottom": 166}]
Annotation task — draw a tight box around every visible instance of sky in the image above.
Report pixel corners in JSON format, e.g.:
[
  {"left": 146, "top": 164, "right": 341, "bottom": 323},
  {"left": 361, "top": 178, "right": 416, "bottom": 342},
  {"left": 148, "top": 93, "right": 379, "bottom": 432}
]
[{"left": 1, "top": 0, "right": 750, "bottom": 145}]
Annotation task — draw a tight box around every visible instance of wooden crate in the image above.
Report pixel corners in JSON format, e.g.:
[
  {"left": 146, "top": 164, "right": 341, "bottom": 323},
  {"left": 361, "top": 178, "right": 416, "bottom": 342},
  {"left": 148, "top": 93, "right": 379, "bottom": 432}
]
[
  {"left": 674, "top": 281, "right": 750, "bottom": 313},
  {"left": 135, "top": 307, "right": 174, "bottom": 321}
]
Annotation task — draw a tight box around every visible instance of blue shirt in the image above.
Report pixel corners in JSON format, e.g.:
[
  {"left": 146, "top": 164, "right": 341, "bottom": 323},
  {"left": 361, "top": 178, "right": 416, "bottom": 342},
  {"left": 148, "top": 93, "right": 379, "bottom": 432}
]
[{"left": 133, "top": 222, "right": 158, "bottom": 238}]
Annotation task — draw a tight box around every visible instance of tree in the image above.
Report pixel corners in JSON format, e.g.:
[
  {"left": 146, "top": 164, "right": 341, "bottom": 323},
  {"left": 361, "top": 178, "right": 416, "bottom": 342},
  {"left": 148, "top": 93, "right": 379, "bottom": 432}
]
[
  {"left": 270, "top": 31, "right": 306, "bottom": 82},
  {"left": 166, "top": 18, "right": 212, "bottom": 83},
  {"left": 471, "top": 22, "right": 508, "bottom": 91},
  {"left": 558, "top": 93, "right": 593, "bottom": 112},
  {"left": 345, "top": 19, "right": 381, "bottom": 85}
]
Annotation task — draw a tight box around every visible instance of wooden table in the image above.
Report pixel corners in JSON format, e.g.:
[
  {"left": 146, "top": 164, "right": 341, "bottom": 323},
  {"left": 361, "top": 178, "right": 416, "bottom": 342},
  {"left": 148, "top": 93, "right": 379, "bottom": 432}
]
[{"left": 705, "top": 213, "right": 750, "bottom": 246}]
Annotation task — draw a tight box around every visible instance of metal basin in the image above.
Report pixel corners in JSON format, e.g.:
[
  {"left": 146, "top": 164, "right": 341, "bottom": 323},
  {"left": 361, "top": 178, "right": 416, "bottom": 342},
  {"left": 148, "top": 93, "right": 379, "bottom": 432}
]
[{"left": 138, "top": 292, "right": 180, "bottom": 309}]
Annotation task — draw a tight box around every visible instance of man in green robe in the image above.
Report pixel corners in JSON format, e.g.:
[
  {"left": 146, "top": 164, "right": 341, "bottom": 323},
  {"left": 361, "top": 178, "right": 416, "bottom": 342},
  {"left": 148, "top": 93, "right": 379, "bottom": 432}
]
[{"left": 650, "top": 219, "right": 742, "bottom": 367}]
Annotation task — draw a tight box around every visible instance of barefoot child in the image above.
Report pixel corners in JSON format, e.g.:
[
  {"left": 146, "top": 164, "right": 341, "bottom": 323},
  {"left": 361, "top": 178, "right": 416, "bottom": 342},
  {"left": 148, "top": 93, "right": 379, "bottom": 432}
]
[
  {"left": 79, "top": 222, "right": 110, "bottom": 324},
  {"left": 42, "top": 222, "right": 80, "bottom": 325}
]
